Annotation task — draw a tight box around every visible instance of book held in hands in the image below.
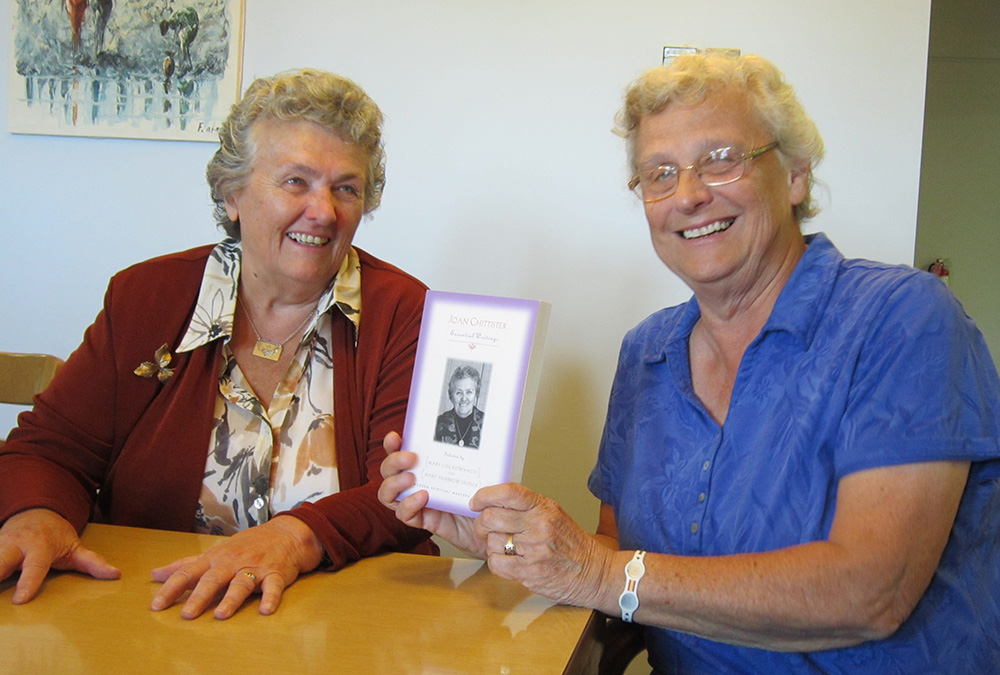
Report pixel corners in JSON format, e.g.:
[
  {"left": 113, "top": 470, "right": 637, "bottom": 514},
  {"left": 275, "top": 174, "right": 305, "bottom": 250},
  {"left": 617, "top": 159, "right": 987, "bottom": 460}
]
[{"left": 398, "top": 290, "right": 550, "bottom": 517}]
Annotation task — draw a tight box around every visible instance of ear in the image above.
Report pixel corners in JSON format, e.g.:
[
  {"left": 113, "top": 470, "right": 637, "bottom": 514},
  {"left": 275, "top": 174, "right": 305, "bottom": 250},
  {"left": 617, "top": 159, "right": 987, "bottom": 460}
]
[
  {"left": 224, "top": 193, "right": 240, "bottom": 223},
  {"left": 788, "top": 164, "right": 809, "bottom": 207}
]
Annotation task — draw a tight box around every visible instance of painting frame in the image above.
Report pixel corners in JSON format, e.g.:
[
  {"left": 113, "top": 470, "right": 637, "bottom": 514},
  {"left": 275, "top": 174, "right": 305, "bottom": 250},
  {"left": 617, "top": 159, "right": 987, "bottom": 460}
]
[{"left": 7, "top": 0, "right": 245, "bottom": 142}]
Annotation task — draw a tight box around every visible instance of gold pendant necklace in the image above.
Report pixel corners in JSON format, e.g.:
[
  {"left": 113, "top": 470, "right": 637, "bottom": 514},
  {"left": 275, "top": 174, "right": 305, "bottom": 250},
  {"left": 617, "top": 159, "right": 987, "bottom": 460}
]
[
  {"left": 454, "top": 411, "right": 473, "bottom": 447},
  {"left": 239, "top": 301, "right": 317, "bottom": 362}
]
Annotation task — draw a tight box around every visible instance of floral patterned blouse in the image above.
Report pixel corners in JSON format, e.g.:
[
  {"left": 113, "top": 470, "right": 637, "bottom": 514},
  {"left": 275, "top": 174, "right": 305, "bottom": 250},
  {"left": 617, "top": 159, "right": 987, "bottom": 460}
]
[{"left": 176, "top": 239, "right": 362, "bottom": 535}]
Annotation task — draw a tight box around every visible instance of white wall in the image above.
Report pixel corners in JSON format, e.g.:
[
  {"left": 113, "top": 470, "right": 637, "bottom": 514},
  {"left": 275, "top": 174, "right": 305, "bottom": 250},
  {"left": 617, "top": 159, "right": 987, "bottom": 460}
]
[{"left": 1, "top": 1, "right": 931, "bottom": 532}]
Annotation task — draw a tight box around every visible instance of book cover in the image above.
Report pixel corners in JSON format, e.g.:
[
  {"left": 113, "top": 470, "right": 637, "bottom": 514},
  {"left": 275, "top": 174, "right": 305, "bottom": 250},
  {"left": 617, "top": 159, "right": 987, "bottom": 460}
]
[{"left": 398, "top": 290, "right": 550, "bottom": 517}]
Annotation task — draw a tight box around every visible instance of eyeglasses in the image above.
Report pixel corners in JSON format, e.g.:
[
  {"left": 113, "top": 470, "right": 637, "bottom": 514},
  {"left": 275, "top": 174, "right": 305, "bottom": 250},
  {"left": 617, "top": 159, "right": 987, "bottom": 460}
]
[{"left": 628, "top": 141, "right": 779, "bottom": 203}]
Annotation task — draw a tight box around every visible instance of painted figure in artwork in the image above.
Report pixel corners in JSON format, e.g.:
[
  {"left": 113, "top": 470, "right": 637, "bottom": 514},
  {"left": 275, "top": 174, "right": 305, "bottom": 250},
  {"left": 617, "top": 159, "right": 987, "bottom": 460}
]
[
  {"left": 65, "top": 0, "right": 88, "bottom": 52},
  {"left": 64, "top": 0, "right": 113, "bottom": 57},
  {"left": 94, "top": 0, "right": 114, "bottom": 55},
  {"left": 160, "top": 7, "right": 199, "bottom": 76}
]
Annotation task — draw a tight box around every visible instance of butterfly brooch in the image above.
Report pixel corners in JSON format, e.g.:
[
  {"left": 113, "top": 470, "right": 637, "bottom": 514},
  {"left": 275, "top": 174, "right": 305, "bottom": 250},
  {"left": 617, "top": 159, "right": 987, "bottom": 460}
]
[{"left": 134, "top": 344, "right": 175, "bottom": 382}]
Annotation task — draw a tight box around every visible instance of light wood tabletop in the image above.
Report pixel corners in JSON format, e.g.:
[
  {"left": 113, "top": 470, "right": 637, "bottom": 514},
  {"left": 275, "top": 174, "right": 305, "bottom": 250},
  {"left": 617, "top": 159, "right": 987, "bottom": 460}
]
[{"left": 0, "top": 523, "right": 601, "bottom": 674}]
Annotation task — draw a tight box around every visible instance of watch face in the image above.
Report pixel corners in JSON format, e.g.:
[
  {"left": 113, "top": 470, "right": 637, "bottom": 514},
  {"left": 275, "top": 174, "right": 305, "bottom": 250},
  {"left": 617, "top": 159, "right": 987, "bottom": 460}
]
[
  {"left": 626, "top": 560, "right": 645, "bottom": 578},
  {"left": 620, "top": 593, "right": 639, "bottom": 612}
]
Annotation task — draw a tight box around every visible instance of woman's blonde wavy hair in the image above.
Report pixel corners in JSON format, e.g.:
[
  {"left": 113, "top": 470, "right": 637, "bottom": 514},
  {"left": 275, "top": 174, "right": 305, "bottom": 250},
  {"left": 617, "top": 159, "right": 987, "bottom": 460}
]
[
  {"left": 616, "top": 52, "right": 825, "bottom": 222},
  {"left": 206, "top": 69, "right": 387, "bottom": 238}
]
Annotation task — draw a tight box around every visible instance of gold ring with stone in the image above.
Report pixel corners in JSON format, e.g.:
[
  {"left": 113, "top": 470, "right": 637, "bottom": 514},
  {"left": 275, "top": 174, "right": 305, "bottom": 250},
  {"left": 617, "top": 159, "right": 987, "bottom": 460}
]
[{"left": 504, "top": 534, "right": 516, "bottom": 556}]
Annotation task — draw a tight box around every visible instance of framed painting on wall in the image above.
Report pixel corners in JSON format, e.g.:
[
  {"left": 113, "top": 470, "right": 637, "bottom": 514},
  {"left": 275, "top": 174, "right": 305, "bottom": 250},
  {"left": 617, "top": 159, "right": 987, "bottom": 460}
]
[{"left": 7, "top": 0, "right": 245, "bottom": 142}]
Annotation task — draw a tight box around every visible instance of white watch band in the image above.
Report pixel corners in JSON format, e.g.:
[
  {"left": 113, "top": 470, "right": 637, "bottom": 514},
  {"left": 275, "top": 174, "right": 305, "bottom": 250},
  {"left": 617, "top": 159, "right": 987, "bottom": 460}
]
[{"left": 618, "top": 550, "right": 646, "bottom": 622}]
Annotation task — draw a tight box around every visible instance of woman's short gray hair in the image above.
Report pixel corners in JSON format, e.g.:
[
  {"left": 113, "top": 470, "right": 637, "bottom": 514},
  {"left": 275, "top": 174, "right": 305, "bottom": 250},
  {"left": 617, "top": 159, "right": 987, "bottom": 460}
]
[
  {"left": 615, "top": 52, "right": 825, "bottom": 222},
  {"left": 448, "top": 365, "right": 482, "bottom": 395},
  {"left": 206, "top": 69, "right": 387, "bottom": 238}
]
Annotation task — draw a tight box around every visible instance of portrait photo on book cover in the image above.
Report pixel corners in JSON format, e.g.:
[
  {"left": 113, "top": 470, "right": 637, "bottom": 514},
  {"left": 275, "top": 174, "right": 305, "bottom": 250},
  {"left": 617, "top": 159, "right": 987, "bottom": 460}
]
[{"left": 434, "top": 359, "right": 493, "bottom": 449}]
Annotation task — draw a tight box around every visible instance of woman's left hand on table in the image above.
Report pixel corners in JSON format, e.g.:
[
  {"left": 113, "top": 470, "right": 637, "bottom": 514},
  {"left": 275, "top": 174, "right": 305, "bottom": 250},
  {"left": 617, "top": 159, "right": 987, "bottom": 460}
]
[{"left": 149, "top": 515, "right": 324, "bottom": 619}]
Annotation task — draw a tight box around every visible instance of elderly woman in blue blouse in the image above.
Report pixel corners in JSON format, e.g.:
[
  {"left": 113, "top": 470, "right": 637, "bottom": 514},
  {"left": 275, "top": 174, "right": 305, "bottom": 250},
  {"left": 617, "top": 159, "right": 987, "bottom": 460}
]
[
  {"left": 434, "top": 365, "right": 485, "bottom": 448},
  {"left": 379, "top": 52, "right": 1000, "bottom": 673}
]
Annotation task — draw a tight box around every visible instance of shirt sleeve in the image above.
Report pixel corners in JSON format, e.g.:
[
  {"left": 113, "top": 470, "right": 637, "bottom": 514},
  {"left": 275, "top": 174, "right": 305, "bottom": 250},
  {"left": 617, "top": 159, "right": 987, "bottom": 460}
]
[{"left": 835, "top": 272, "right": 1000, "bottom": 479}]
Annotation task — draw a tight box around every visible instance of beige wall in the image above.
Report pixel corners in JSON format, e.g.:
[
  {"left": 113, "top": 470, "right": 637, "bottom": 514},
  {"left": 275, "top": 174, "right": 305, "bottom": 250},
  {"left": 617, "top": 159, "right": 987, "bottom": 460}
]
[{"left": 916, "top": 0, "right": 1000, "bottom": 366}]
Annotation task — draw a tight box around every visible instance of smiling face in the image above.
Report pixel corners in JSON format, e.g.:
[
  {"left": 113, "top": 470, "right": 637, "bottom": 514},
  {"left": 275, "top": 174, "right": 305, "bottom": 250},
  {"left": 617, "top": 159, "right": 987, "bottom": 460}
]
[
  {"left": 635, "top": 88, "right": 808, "bottom": 299},
  {"left": 449, "top": 377, "right": 478, "bottom": 418},
  {"left": 225, "top": 118, "right": 368, "bottom": 299}
]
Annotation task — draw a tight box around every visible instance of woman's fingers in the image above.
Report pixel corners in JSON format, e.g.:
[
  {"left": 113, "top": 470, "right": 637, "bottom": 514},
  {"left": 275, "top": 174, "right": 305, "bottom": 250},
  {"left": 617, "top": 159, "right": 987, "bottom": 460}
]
[
  {"left": 0, "top": 508, "right": 121, "bottom": 605},
  {"left": 65, "top": 544, "right": 122, "bottom": 581},
  {"left": 211, "top": 568, "right": 268, "bottom": 619},
  {"left": 150, "top": 558, "right": 205, "bottom": 613},
  {"left": 257, "top": 571, "right": 287, "bottom": 616},
  {"left": 149, "top": 519, "right": 312, "bottom": 619}
]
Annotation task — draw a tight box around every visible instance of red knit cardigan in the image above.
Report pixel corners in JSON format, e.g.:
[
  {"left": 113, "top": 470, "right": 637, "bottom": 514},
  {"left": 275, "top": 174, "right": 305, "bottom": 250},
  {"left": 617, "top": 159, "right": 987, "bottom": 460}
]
[{"left": 0, "top": 244, "right": 436, "bottom": 567}]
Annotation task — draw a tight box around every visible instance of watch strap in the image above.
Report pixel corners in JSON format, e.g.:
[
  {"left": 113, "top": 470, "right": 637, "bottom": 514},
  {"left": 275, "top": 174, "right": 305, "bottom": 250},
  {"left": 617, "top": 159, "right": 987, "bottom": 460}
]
[{"left": 618, "top": 550, "right": 647, "bottom": 622}]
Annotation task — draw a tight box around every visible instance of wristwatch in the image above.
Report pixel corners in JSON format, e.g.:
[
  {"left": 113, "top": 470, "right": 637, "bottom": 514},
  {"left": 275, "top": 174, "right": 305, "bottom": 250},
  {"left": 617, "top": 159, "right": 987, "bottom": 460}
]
[{"left": 618, "top": 550, "right": 647, "bottom": 622}]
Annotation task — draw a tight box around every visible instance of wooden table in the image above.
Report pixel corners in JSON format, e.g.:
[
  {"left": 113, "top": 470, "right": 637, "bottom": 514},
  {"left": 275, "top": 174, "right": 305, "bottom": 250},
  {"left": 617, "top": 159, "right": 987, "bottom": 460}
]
[{"left": 0, "top": 523, "right": 602, "bottom": 674}]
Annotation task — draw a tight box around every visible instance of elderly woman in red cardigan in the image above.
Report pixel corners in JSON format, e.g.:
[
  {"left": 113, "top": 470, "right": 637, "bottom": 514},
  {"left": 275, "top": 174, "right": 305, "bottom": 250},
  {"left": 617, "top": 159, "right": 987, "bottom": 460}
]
[{"left": 0, "top": 69, "right": 435, "bottom": 619}]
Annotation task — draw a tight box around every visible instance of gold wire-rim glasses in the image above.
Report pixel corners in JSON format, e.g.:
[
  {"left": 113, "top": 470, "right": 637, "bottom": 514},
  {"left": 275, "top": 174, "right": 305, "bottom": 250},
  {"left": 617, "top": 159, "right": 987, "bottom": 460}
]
[{"left": 629, "top": 141, "right": 779, "bottom": 204}]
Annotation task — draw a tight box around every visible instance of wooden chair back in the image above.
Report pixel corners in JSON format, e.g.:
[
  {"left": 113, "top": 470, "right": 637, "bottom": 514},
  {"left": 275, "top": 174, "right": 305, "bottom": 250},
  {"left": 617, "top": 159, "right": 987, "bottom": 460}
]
[
  {"left": 0, "top": 352, "right": 63, "bottom": 405},
  {"left": 1, "top": 351, "right": 63, "bottom": 445}
]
